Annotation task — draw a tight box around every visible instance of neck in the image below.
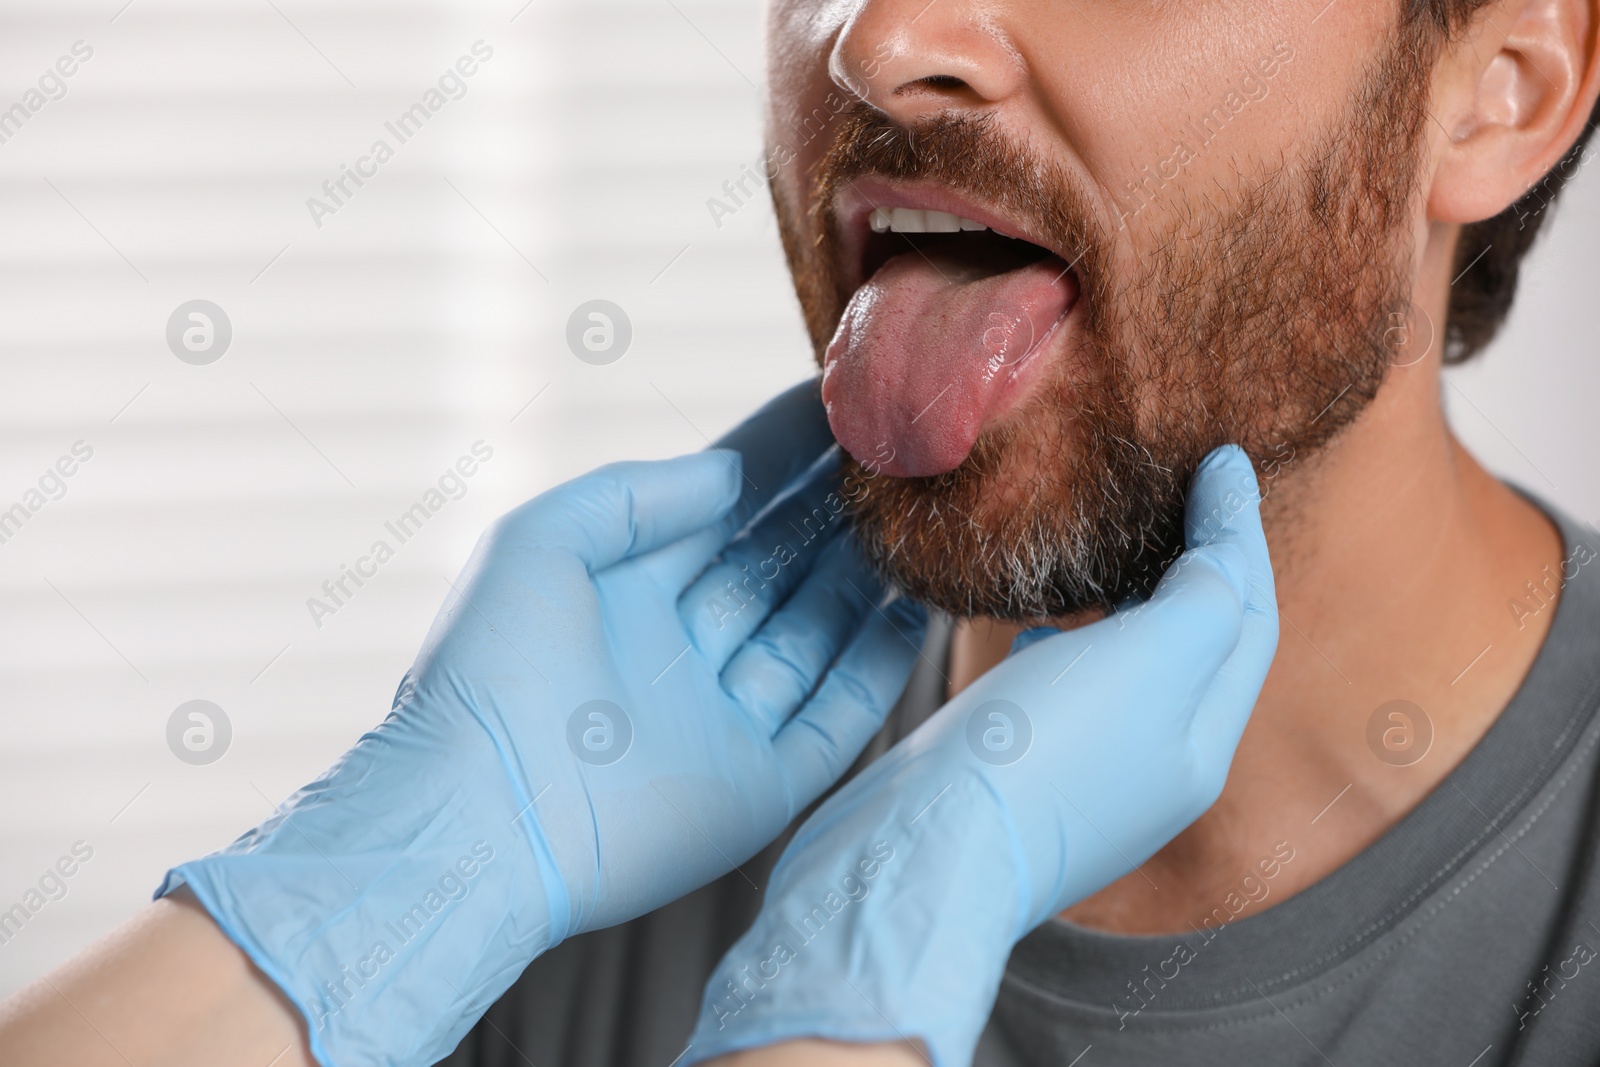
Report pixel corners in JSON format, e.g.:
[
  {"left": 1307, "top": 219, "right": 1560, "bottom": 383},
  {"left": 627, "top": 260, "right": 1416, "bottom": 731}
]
[{"left": 947, "top": 224, "right": 1565, "bottom": 934}]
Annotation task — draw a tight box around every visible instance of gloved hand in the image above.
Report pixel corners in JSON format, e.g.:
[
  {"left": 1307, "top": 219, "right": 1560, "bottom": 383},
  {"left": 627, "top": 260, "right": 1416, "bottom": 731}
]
[
  {"left": 685, "top": 445, "right": 1278, "bottom": 1067},
  {"left": 157, "top": 381, "right": 928, "bottom": 1067}
]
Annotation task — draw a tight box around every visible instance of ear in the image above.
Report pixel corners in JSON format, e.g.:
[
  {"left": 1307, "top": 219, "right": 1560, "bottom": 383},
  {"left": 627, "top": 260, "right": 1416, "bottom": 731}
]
[{"left": 1428, "top": 0, "right": 1599, "bottom": 223}]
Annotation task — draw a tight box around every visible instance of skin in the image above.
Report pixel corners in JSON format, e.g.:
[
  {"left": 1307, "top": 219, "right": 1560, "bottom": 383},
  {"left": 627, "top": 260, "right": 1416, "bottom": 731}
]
[
  {"left": 0, "top": 888, "right": 316, "bottom": 1067},
  {"left": 0, "top": 0, "right": 1593, "bottom": 1063}
]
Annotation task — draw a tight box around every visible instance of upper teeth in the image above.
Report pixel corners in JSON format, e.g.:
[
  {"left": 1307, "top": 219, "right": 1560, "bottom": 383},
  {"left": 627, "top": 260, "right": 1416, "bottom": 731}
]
[{"left": 869, "top": 207, "right": 989, "bottom": 234}]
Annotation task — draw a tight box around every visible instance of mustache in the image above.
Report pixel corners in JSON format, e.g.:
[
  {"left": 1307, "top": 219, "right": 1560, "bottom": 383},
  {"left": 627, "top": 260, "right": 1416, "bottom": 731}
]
[
  {"left": 809, "top": 102, "right": 1112, "bottom": 312},
  {"left": 816, "top": 107, "right": 1105, "bottom": 243}
]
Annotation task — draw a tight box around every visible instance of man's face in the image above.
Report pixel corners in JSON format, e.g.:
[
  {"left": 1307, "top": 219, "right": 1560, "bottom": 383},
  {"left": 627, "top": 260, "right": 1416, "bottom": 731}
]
[{"left": 765, "top": 0, "right": 1434, "bottom": 620}]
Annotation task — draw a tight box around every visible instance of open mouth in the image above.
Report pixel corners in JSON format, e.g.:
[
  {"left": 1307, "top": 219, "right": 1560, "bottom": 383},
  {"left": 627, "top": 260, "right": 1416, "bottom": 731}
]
[
  {"left": 821, "top": 180, "right": 1081, "bottom": 479},
  {"left": 858, "top": 206, "right": 1059, "bottom": 290}
]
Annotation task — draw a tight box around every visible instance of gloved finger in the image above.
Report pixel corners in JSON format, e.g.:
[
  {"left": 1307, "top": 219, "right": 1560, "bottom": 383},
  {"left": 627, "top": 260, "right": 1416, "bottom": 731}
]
[
  {"left": 711, "top": 377, "right": 836, "bottom": 520},
  {"left": 1184, "top": 446, "right": 1279, "bottom": 769},
  {"left": 679, "top": 458, "right": 854, "bottom": 669},
  {"left": 772, "top": 595, "right": 928, "bottom": 809},
  {"left": 1104, "top": 543, "right": 1245, "bottom": 667},
  {"left": 719, "top": 536, "right": 887, "bottom": 737},
  {"left": 1096, "top": 532, "right": 1249, "bottom": 719},
  {"left": 637, "top": 379, "right": 838, "bottom": 590},
  {"left": 505, "top": 452, "right": 743, "bottom": 571}
]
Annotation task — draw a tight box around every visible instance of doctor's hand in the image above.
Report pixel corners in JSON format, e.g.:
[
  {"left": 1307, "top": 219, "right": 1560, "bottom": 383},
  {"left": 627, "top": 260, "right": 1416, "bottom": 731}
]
[
  {"left": 686, "top": 445, "right": 1278, "bottom": 1067},
  {"left": 159, "top": 380, "right": 926, "bottom": 1067}
]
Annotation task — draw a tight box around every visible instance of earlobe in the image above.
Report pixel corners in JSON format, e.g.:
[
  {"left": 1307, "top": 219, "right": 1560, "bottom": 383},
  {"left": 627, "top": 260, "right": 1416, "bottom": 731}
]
[{"left": 1427, "top": 0, "right": 1598, "bottom": 224}]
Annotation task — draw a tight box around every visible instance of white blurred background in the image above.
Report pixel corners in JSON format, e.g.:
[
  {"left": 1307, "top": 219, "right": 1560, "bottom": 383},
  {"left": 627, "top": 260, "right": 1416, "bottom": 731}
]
[{"left": 0, "top": 0, "right": 1595, "bottom": 997}]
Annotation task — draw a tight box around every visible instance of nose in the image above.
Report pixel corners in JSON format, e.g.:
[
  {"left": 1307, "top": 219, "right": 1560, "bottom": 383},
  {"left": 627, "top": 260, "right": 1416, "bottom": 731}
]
[{"left": 829, "top": 0, "right": 1024, "bottom": 122}]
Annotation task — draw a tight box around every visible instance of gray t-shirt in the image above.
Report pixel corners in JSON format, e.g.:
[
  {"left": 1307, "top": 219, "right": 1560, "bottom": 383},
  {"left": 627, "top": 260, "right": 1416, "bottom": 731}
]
[{"left": 440, "top": 503, "right": 1600, "bottom": 1067}]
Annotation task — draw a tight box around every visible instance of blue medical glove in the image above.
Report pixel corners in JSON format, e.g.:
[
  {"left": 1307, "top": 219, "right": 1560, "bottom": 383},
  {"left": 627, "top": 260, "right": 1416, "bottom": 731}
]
[
  {"left": 685, "top": 445, "right": 1278, "bottom": 1067},
  {"left": 157, "top": 381, "right": 928, "bottom": 1067}
]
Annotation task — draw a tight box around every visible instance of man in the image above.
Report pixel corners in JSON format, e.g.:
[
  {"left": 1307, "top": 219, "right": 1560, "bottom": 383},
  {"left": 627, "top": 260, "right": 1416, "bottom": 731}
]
[{"left": 449, "top": 0, "right": 1600, "bottom": 1063}]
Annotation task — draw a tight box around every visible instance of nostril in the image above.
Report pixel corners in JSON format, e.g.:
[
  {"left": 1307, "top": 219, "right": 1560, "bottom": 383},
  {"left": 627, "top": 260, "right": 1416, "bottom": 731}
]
[{"left": 895, "top": 73, "right": 989, "bottom": 108}]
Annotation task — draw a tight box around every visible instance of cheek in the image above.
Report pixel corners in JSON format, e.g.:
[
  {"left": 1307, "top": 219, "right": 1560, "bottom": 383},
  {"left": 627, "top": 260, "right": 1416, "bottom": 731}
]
[
  {"left": 765, "top": 0, "right": 867, "bottom": 191},
  {"left": 1020, "top": 0, "right": 1372, "bottom": 235}
]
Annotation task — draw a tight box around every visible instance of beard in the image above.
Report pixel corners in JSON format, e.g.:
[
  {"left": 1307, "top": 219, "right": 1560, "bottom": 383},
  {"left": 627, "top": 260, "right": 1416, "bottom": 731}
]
[{"left": 772, "top": 30, "right": 1434, "bottom": 621}]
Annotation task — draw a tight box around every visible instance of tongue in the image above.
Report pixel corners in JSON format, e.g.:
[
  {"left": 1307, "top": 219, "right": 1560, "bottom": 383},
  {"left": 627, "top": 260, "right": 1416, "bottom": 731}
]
[{"left": 822, "top": 249, "right": 1077, "bottom": 478}]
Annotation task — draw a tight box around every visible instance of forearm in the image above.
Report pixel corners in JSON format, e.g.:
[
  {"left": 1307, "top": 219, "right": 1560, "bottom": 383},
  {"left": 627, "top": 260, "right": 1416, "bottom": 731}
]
[
  {"left": 0, "top": 888, "right": 315, "bottom": 1067},
  {"left": 0, "top": 896, "right": 921, "bottom": 1067}
]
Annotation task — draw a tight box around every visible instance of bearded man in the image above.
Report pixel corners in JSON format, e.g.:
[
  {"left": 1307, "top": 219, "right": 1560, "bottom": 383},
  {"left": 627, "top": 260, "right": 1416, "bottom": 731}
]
[{"left": 444, "top": 0, "right": 1600, "bottom": 1063}]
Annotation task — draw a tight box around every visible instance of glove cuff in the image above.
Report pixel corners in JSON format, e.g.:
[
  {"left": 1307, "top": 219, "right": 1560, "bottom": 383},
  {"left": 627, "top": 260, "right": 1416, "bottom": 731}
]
[{"left": 156, "top": 722, "right": 565, "bottom": 1067}]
